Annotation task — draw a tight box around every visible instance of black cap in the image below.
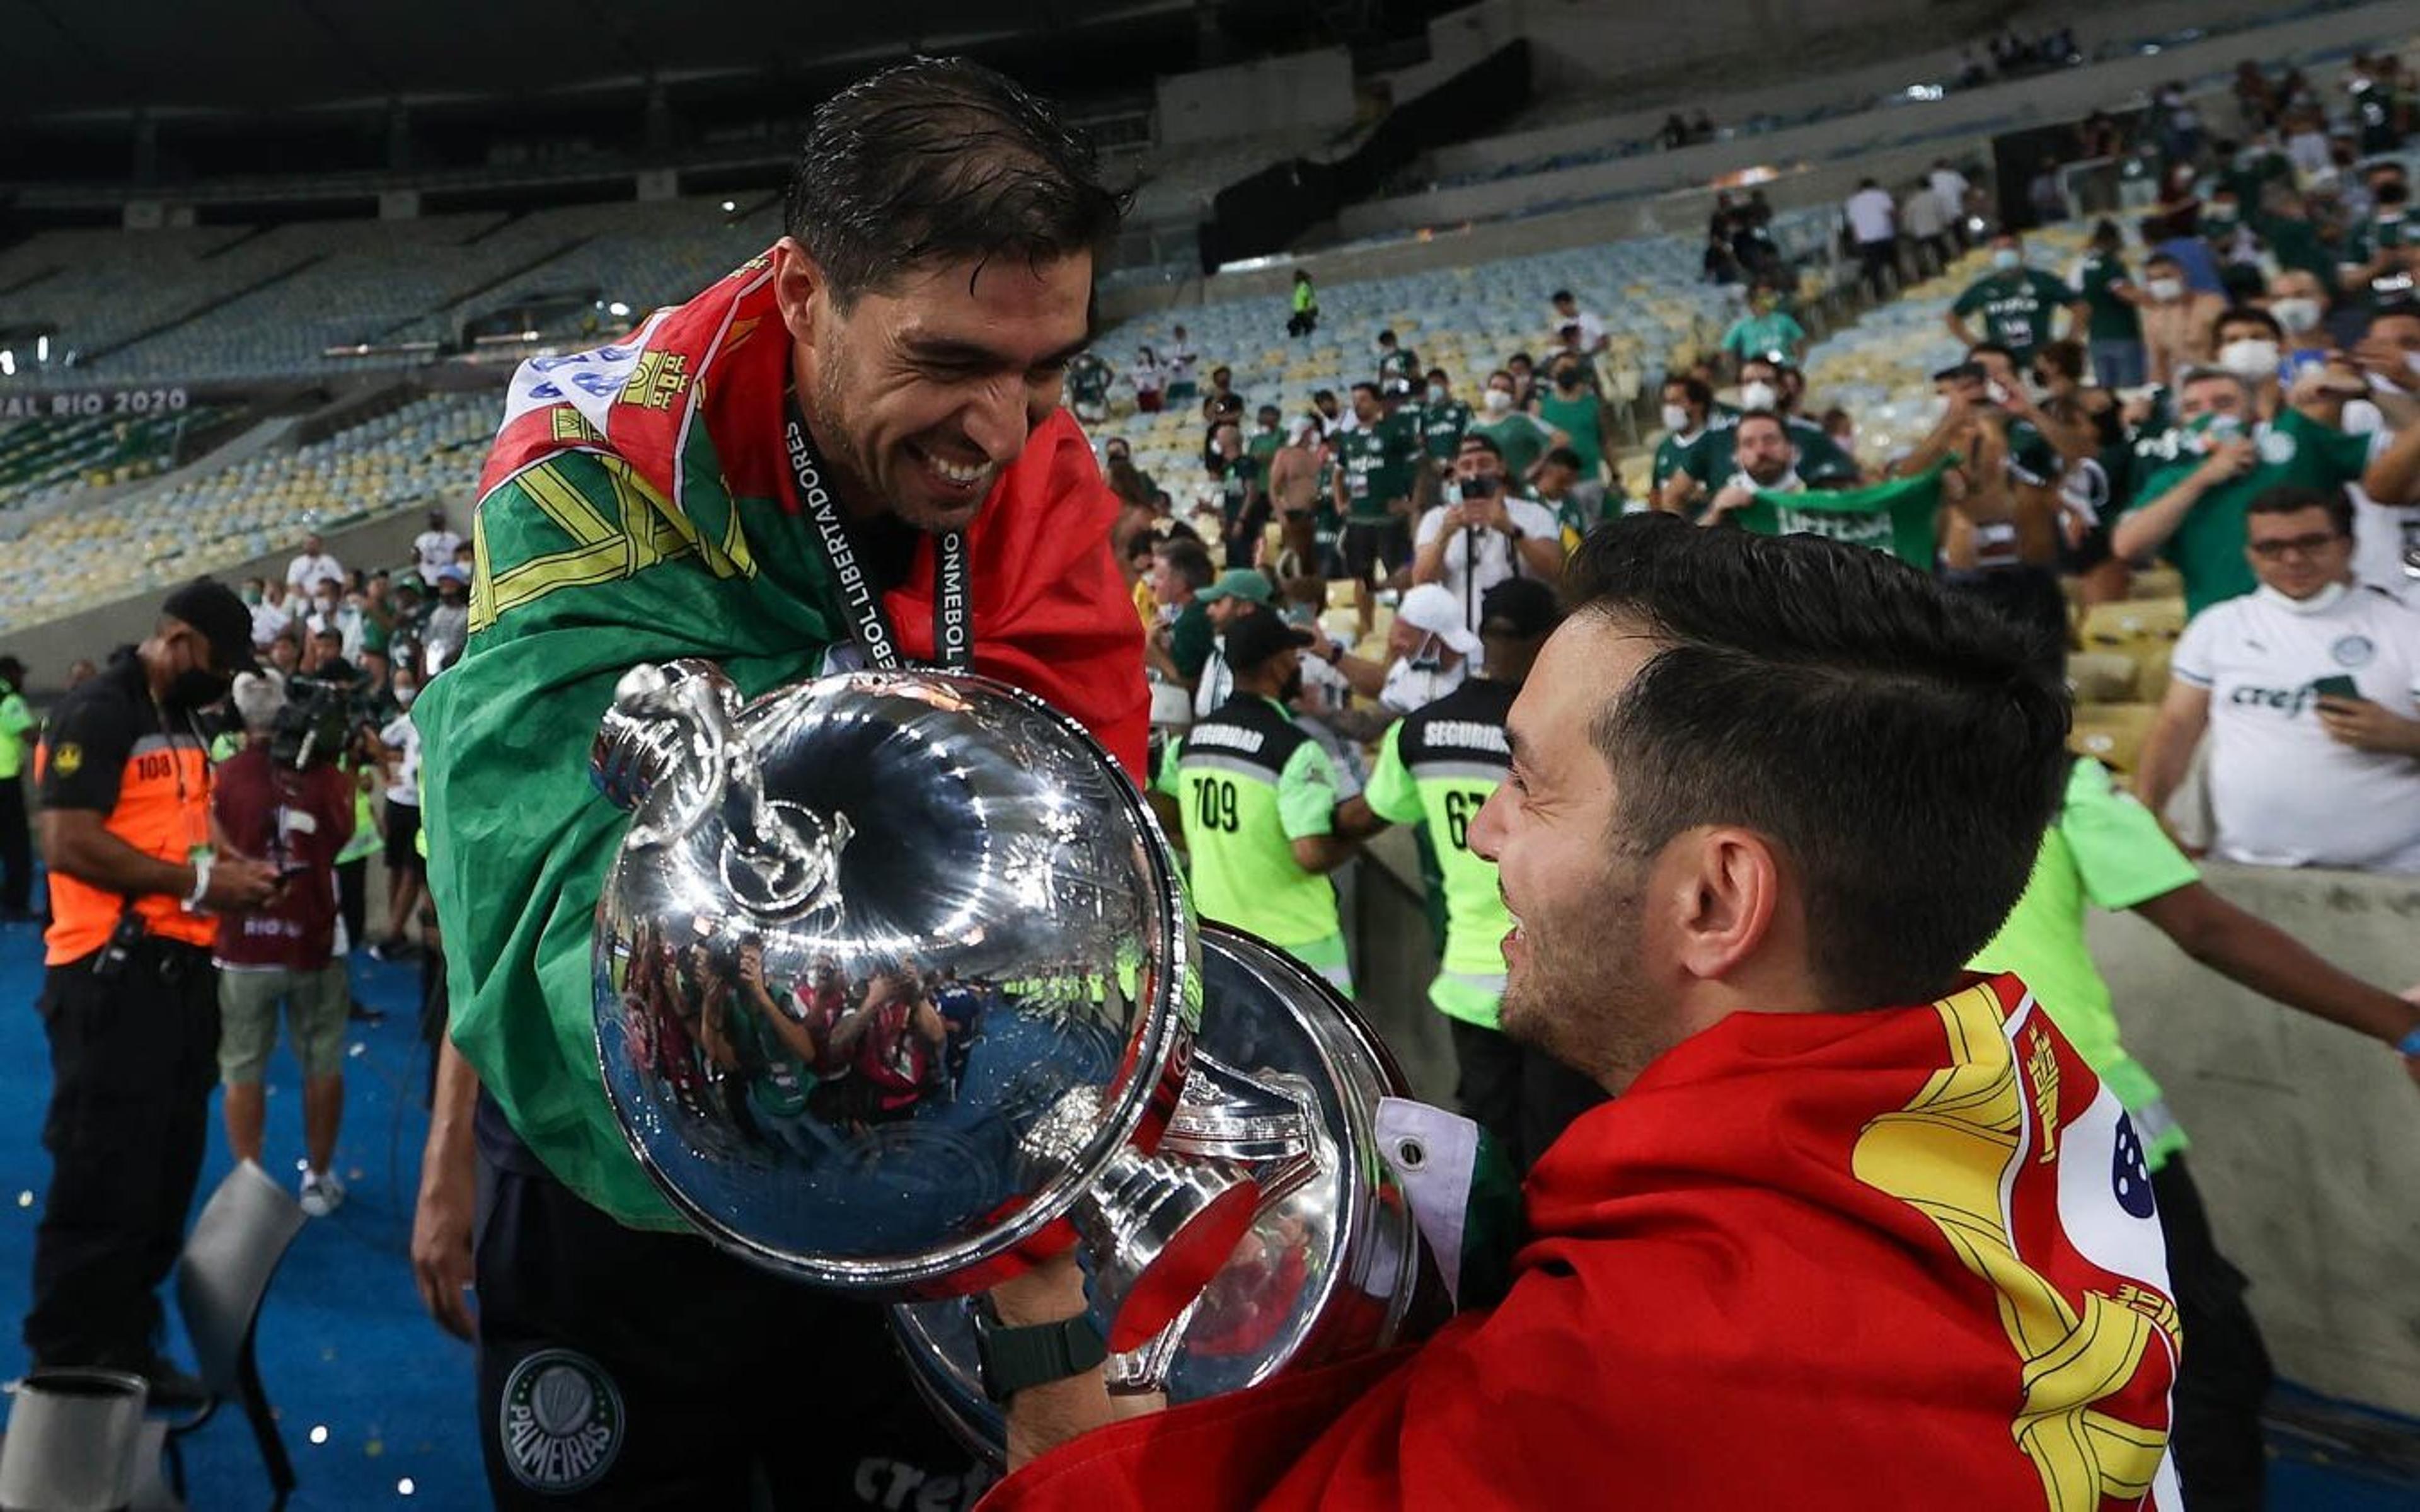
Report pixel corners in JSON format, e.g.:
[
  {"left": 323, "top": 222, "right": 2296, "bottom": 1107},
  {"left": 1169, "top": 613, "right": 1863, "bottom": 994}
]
[
  {"left": 161, "top": 578, "right": 262, "bottom": 675},
  {"left": 1223, "top": 606, "right": 1314, "bottom": 672},
  {"left": 1480, "top": 577, "right": 1562, "bottom": 639}
]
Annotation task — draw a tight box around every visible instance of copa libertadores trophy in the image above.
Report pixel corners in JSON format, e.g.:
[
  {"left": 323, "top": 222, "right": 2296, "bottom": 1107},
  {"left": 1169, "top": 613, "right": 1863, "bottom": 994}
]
[{"left": 589, "top": 662, "right": 1429, "bottom": 1460}]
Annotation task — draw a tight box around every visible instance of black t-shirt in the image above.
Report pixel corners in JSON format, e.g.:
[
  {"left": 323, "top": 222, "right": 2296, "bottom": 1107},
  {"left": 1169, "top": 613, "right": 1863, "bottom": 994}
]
[{"left": 38, "top": 649, "right": 160, "bottom": 816}]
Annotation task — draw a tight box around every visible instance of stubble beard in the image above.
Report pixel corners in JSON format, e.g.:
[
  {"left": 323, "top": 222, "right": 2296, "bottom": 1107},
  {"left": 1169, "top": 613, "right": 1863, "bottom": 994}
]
[{"left": 1497, "top": 867, "right": 1661, "bottom": 1095}]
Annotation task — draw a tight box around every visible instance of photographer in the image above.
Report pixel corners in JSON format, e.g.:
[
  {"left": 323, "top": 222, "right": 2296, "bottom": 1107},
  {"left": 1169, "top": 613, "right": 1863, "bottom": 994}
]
[
  {"left": 213, "top": 671, "right": 357, "bottom": 1215},
  {"left": 1410, "top": 434, "right": 1564, "bottom": 637},
  {"left": 23, "top": 580, "right": 280, "bottom": 1402}
]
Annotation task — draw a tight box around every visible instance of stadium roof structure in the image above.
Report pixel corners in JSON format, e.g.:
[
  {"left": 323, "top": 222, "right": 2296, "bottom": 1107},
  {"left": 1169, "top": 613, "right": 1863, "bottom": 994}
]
[{"left": 0, "top": 0, "right": 1200, "bottom": 122}]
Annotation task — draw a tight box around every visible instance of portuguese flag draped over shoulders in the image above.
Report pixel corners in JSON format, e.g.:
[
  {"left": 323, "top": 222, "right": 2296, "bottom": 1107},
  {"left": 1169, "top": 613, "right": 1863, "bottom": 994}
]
[
  {"left": 418, "top": 249, "right": 1144, "bottom": 1229},
  {"left": 1732, "top": 456, "right": 1954, "bottom": 566}
]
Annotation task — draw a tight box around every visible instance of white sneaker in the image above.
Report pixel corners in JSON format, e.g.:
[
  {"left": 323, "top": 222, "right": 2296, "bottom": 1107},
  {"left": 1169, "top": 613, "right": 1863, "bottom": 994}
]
[{"left": 298, "top": 1169, "right": 345, "bottom": 1218}]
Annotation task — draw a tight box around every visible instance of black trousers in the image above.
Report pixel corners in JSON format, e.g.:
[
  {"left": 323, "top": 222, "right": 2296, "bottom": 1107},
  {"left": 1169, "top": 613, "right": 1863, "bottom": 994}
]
[
  {"left": 2153, "top": 1156, "right": 2272, "bottom": 1512},
  {"left": 1448, "top": 1018, "right": 1525, "bottom": 1170},
  {"left": 336, "top": 856, "right": 369, "bottom": 952},
  {"left": 1448, "top": 1017, "right": 1608, "bottom": 1174},
  {"left": 1855, "top": 239, "right": 1898, "bottom": 301},
  {"left": 25, "top": 941, "right": 218, "bottom": 1368},
  {"left": 475, "top": 1157, "right": 988, "bottom": 1508},
  {"left": 0, "top": 775, "right": 28, "bottom": 914}
]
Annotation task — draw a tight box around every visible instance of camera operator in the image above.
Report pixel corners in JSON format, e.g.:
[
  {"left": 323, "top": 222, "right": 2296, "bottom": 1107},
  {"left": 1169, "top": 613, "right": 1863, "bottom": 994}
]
[
  {"left": 214, "top": 671, "right": 357, "bottom": 1215},
  {"left": 23, "top": 580, "right": 280, "bottom": 1402}
]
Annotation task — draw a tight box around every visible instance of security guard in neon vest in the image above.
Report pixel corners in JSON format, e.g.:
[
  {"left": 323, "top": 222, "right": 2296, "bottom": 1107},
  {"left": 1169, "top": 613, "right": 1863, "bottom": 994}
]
[
  {"left": 1335, "top": 576, "right": 1603, "bottom": 1169},
  {"left": 1157, "top": 607, "right": 1359, "bottom": 994},
  {"left": 24, "top": 579, "right": 282, "bottom": 1403}
]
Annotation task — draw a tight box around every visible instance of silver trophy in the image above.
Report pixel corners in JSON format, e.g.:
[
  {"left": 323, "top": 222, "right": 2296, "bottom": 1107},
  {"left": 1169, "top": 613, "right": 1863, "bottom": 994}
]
[{"left": 589, "top": 661, "right": 1432, "bottom": 1430}]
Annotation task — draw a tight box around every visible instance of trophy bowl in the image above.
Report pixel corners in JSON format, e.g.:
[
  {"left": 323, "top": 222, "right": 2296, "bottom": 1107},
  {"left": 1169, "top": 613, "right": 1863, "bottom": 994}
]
[
  {"left": 589, "top": 662, "right": 1259, "bottom": 1340},
  {"left": 890, "top": 922, "right": 1434, "bottom": 1463}
]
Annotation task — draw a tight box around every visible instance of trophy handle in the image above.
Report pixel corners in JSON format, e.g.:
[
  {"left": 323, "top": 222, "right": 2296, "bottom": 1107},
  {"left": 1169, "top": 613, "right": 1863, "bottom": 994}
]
[
  {"left": 594, "top": 661, "right": 852, "bottom": 917},
  {"left": 1021, "top": 1087, "right": 1262, "bottom": 1353}
]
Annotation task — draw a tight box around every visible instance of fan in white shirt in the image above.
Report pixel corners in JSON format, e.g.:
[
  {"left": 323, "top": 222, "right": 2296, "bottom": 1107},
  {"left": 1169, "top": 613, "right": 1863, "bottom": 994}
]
[
  {"left": 2140, "top": 486, "right": 2420, "bottom": 874},
  {"left": 1548, "top": 291, "right": 1606, "bottom": 355},
  {"left": 1378, "top": 583, "right": 1475, "bottom": 715},
  {"left": 1928, "top": 162, "right": 1971, "bottom": 222},
  {"left": 1844, "top": 183, "right": 1898, "bottom": 245},
  {"left": 285, "top": 533, "right": 344, "bottom": 595},
  {"left": 413, "top": 508, "right": 464, "bottom": 583},
  {"left": 1410, "top": 436, "right": 1564, "bottom": 636}
]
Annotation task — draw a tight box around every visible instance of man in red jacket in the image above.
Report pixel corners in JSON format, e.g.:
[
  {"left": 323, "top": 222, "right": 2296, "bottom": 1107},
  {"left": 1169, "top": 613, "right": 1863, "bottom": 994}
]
[
  {"left": 983, "top": 516, "right": 2184, "bottom": 1510},
  {"left": 410, "top": 59, "right": 1141, "bottom": 1507}
]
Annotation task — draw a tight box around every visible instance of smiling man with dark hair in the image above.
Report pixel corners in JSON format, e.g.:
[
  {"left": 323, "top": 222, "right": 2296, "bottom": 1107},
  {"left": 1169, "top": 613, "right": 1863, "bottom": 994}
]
[
  {"left": 981, "top": 517, "right": 2185, "bottom": 1511},
  {"left": 413, "top": 57, "right": 1146, "bottom": 1506}
]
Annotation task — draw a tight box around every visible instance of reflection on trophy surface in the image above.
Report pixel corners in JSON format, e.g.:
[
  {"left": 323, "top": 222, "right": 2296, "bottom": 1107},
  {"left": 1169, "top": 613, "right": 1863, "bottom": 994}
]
[{"left": 587, "top": 660, "right": 1431, "bottom": 1435}]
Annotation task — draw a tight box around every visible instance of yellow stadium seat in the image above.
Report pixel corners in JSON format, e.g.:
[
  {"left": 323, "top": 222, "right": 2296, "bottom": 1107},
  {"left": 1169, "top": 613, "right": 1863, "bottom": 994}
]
[
  {"left": 2128, "top": 567, "right": 2184, "bottom": 602},
  {"left": 2078, "top": 598, "right": 2185, "bottom": 650},
  {"left": 2069, "top": 702, "right": 2158, "bottom": 773},
  {"left": 2066, "top": 650, "right": 2138, "bottom": 705}
]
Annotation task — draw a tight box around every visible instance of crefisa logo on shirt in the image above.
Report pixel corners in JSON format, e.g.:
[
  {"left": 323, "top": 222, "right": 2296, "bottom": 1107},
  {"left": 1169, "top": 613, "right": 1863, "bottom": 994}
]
[
  {"left": 500, "top": 1348, "right": 625, "bottom": 1492},
  {"left": 2332, "top": 634, "right": 2375, "bottom": 668}
]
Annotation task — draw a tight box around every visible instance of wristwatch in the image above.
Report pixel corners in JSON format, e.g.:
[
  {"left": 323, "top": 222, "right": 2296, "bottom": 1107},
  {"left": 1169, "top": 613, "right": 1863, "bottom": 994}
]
[
  {"left": 2397, "top": 1026, "right": 2420, "bottom": 1060},
  {"left": 973, "top": 1298, "right": 1107, "bottom": 1403}
]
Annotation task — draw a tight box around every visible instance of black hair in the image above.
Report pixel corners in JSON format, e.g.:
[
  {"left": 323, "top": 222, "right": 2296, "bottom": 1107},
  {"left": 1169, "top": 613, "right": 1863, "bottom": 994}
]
[
  {"left": 1662, "top": 374, "right": 1715, "bottom": 410},
  {"left": 2246, "top": 483, "right": 2354, "bottom": 539},
  {"left": 1378, "top": 329, "right": 1398, "bottom": 344},
  {"left": 1734, "top": 408, "right": 1789, "bottom": 440},
  {"left": 1540, "top": 446, "right": 1584, "bottom": 472},
  {"left": 1565, "top": 514, "right": 2070, "bottom": 1008},
  {"left": 1966, "top": 341, "right": 2017, "bottom": 367},
  {"left": 2378, "top": 180, "right": 2411, "bottom": 207},
  {"left": 1458, "top": 433, "right": 1504, "bottom": 460},
  {"left": 1349, "top": 381, "right": 1378, "bottom": 400},
  {"left": 1551, "top": 289, "right": 1575, "bottom": 304},
  {"left": 1153, "top": 536, "right": 1215, "bottom": 590},
  {"left": 1426, "top": 367, "right": 1449, "bottom": 383},
  {"left": 783, "top": 57, "right": 1127, "bottom": 306},
  {"left": 2215, "top": 304, "right": 2283, "bottom": 343},
  {"left": 2034, "top": 339, "right": 2085, "bottom": 382}
]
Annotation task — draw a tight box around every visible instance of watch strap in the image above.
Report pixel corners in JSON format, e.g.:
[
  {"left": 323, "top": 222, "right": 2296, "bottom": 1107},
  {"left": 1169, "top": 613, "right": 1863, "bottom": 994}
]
[
  {"left": 2397, "top": 1025, "right": 2420, "bottom": 1059},
  {"left": 976, "top": 1309, "right": 1108, "bottom": 1403}
]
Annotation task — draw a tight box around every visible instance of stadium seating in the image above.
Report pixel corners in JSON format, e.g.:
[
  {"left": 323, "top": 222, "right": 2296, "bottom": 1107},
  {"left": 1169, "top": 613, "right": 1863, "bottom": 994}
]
[
  {"left": 0, "top": 408, "right": 221, "bottom": 505},
  {"left": 1091, "top": 209, "right": 1835, "bottom": 506},
  {"left": 0, "top": 392, "right": 493, "bottom": 634}
]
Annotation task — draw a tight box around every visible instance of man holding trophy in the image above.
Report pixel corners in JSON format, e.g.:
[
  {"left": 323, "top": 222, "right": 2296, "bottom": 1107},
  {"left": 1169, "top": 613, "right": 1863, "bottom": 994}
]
[
  {"left": 420, "top": 54, "right": 2191, "bottom": 1512},
  {"left": 413, "top": 59, "right": 1143, "bottom": 1506}
]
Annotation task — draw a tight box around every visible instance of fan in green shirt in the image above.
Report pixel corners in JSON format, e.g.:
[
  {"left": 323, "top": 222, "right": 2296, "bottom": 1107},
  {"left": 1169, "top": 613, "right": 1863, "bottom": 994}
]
[
  {"left": 1535, "top": 361, "right": 1608, "bottom": 484},
  {"left": 1246, "top": 406, "right": 1287, "bottom": 468},
  {"left": 1417, "top": 372, "right": 1475, "bottom": 465},
  {"left": 2114, "top": 371, "right": 2371, "bottom": 617},
  {"left": 1718, "top": 302, "right": 1807, "bottom": 370},
  {"left": 1650, "top": 376, "right": 1732, "bottom": 496},
  {"left": 1376, "top": 330, "right": 1419, "bottom": 389},
  {"left": 1155, "top": 610, "right": 1357, "bottom": 994},
  {"left": 1947, "top": 231, "right": 2086, "bottom": 363},
  {"left": 1337, "top": 385, "right": 1422, "bottom": 523},
  {"left": 2075, "top": 241, "right": 2142, "bottom": 345},
  {"left": 1470, "top": 370, "right": 1568, "bottom": 482}
]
